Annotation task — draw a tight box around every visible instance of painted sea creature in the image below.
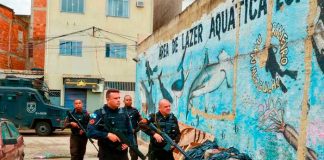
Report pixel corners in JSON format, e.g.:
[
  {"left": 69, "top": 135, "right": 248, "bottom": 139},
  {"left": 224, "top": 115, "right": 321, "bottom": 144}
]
[
  {"left": 186, "top": 49, "right": 233, "bottom": 119},
  {"left": 265, "top": 45, "right": 298, "bottom": 93},
  {"left": 258, "top": 98, "right": 317, "bottom": 160},
  {"left": 157, "top": 71, "right": 173, "bottom": 103},
  {"left": 145, "top": 61, "right": 158, "bottom": 87},
  {"left": 139, "top": 81, "right": 155, "bottom": 114}
]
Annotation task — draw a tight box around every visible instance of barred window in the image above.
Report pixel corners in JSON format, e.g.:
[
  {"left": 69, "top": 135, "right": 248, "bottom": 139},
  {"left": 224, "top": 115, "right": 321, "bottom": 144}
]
[
  {"left": 105, "top": 81, "right": 135, "bottom": 91},
  {"left": 49, "top": 90, "right": 61, "bottom": 97}
]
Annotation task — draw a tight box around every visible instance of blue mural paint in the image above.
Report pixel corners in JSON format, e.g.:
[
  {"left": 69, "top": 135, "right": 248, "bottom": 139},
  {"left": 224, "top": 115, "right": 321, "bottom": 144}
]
[{"left": 135, "top": 0, "right": 323, "bottom": 159}]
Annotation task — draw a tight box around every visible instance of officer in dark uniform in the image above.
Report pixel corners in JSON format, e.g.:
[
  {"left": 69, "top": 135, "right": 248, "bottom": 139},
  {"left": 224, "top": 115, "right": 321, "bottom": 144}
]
[
  {"left": 123, "top": 95, "right": 142, "bottom": 160},
  {"left": 141, "top": 99, "right": 181, "bottom": 160},
  {"left": 63, "top": 99, "right": 90, "bottom": 160},
  {"left": 87, "top": 89, "right": 133, "bottom": 160}
]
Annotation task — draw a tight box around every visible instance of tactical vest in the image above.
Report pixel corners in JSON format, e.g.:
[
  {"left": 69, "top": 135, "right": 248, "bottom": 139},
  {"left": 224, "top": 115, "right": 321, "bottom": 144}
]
[
  {"left": 152, "top": 113, "right": 178, "bottom": 147},
  {"left": 124, "top": 107, "right": 139, "bottom": 130},
  {"left": 156, "top": 113, "right": 177, "bottom": 138},
  {"left": 69, "top": 110, "right": 88, "bottom": 135},
  {"left": 100, "top": 107, "right": 131, "bottom": 134}
]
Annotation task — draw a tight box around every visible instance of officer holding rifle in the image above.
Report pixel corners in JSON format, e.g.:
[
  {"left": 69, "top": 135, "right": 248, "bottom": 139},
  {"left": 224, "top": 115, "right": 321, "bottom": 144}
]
[
  {"left": 140, "top": 99, "right": 181, "bottom": 160},
  {"left": 63, "top": 99, "right": 90, "bottom": 160},
  {"left": 87, "top": 89, "right": 145, "bottom": 160}
]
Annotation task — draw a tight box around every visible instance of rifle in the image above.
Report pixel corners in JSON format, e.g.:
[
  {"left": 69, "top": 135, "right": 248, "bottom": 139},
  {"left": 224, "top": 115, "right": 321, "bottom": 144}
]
[
  {"left": 148, "top": 123, "right": 191, "bottom": 160},
  {"left": 66, "top": 111, "right": 99, "bottom": 152},
  {"left": 104, "top": 124, "right": 146, "bottom": 160}
]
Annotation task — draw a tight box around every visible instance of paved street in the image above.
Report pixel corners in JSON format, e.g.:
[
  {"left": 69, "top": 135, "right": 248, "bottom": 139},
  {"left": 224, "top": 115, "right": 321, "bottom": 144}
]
[{"left": 21, "top": 129, "right": 148, "bottom": 160}]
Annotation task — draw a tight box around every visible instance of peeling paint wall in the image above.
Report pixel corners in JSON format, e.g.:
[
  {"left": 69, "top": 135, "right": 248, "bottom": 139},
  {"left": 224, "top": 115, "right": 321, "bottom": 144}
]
[{"left": 136, "top": 0, "right": 323, "bottom": 159}]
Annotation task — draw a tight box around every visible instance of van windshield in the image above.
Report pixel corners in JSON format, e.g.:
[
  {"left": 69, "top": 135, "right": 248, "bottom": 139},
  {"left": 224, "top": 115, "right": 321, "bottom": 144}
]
[{"left": 32, "top": 79, "right": 51, "bottom": 104}]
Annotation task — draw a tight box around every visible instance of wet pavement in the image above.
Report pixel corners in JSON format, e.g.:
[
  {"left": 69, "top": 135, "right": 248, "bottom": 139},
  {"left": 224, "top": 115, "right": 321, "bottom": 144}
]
[{"left": 20, "top": 129, "right": 148, "bottom": 160}]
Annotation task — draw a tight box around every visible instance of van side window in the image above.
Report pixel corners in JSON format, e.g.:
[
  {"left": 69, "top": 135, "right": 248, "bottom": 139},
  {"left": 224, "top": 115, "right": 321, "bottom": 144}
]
[
  {"left": 6, "top": 94, "right": 17, "bottom": 101},
  {"left": 29, "top": 93, "right": 37, "bottom": 102}
]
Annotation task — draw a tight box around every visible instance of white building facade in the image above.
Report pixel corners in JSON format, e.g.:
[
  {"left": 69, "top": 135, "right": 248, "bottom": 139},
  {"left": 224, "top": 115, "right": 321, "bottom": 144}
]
[{"left": 45, "top": 0, "right": 153, "bottom": 111}]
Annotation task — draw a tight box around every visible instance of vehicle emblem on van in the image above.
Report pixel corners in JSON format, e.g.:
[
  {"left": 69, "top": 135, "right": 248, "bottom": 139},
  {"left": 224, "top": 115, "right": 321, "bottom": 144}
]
[{"left": 26, "top": 102, "right": 37, "bottom": 113}]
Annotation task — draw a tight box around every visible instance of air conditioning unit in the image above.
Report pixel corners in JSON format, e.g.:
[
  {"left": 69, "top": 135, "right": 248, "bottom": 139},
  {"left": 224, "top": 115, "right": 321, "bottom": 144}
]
[
  {"left": 136, "top": 0, "right": 144, "bottom": 8},
  {"left": 92, "top": 83, "right": 104, "bottom": 93}
]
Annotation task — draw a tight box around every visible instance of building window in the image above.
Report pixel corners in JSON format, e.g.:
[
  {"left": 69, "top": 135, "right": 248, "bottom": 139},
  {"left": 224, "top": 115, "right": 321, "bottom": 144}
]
[
  {"left": 106, "top": 43, "right": 127, "bottom": 58},
  {"left": 105, "top": 81, "right": 135, "bottom": 91},
  {"left": 61, "top": 0, "right": 84, "bottom": 13},
  {"left": 28, "top": 42, "right": 33, "bottom": 57},
  {"left": 59, "top": 41, "right": 82, "bottom": 56},
  {"left": 107, "top": 0, "right": 129, "bottom": 17},
  {"left": 18, "top": 31, "right": 23, "bottom": 52}
]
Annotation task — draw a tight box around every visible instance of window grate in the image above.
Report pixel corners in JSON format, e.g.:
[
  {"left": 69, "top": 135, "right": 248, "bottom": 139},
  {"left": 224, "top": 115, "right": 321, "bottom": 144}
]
[
  {"left": 49, "top": 90, "right": 61, "bottom": 97},
  {"left": 105, "top": 81, "right": 135, "bottom": 91}
]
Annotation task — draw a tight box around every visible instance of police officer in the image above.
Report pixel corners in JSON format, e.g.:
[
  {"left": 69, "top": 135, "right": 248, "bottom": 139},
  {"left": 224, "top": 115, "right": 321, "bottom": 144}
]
[
  {"left": 87, "top": 89, "right": 133, "bottom": 160},
  {"left": 64, "top": 99, "right": 89, "bottom": 160},
  {"left": 123, "top": 95, "right": 142, "bottom": 160},
  {"left": 141, "top": 99, "right": 181, "bottom": 160}
]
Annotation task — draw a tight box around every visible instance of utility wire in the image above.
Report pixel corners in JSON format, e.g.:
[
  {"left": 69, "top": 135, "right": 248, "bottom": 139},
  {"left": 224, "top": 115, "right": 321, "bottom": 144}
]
[{"left": 96, "top": 27, "right": 138, "bottom": 43}]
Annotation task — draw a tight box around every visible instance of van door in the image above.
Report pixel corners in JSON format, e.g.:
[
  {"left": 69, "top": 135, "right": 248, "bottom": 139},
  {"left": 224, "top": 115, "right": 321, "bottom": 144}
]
[
  {"left": 0, "top": 93, "right": 4, "bottom": 115},
  {"left": 3, "top": 92, "right": 24, "bottom": 125},
  {"left": 26, "top": 92, "right": 46, "bottom": 117}
]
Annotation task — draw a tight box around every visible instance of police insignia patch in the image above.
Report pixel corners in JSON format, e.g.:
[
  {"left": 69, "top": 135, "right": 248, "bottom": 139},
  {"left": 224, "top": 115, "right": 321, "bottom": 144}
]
[
  {"left": 89, "top": 119, "right": 95, "bottom": 125},
  {"left": 90, "top": 113, "right": 97, "bottom": 119}
]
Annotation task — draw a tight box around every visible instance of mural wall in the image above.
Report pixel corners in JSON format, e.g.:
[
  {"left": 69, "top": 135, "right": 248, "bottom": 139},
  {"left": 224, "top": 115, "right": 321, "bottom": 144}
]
[{"left": 135, "top": 0, "right": 323, "bottom": 159}]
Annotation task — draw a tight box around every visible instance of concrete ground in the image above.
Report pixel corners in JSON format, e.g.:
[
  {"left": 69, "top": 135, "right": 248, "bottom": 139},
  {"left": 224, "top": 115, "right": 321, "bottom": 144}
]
[{"left": 21, "top": 129, "right": 149, "bottom": 160}]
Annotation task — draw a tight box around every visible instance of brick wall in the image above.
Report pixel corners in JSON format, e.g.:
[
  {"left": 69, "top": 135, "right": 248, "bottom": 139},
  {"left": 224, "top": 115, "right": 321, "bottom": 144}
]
[
  {"left": 30, "top": 0, "right": 47, "bottom": 69},
  {"left": 0, "top": 4, "right": 29, "bottom": 70}
]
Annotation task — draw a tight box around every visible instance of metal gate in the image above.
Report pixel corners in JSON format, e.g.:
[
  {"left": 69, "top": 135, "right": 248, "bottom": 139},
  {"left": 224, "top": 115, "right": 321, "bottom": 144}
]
[{"left": 64, "top": 89, "right": 87, "bottom": 110}]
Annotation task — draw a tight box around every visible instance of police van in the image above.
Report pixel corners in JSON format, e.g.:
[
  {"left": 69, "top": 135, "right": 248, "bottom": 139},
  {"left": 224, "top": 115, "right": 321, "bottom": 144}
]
[{"left": 0, "top": 77, "right": 68, "bottom": 136}]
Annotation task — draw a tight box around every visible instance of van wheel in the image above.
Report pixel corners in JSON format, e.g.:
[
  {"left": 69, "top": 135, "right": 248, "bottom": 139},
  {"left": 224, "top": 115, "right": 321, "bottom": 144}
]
[{"left": 35, "top": 122, "right": 52, "bottom": 136}]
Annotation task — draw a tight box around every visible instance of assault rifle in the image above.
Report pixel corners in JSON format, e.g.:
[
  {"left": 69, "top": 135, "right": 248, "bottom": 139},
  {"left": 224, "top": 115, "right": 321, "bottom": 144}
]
[
  {"left": 148, "top": 123, "right": 191, "bottom": 160},
  {"left": 65, "top": 111, "right": 99, "bottom": 152},
  {"left": 104, "top": 124, "right": 146, "bottom": 160}
]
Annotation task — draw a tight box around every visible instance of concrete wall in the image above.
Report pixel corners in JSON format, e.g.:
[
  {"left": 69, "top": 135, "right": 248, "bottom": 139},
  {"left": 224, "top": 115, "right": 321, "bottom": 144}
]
[
  {"left": 86, "top": 90, "right": 103, "bottom": 112},
  {"left": 153, "top": 0, "right": 182, "bottom": 31},
  {"left": 0, "top": 5, "right": 29, "bottom": 70},
  {"left": 136, "top": 0, "right": 324, "bottom": 159}
]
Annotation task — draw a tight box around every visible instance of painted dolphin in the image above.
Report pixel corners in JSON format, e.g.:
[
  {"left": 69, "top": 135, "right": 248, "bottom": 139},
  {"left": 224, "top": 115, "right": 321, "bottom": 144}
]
[
  {"left": 186, "top": 50, "right": 233, "bottom": 119},
  {"left": 171, "top": 47, "right": 190, "bottom": 98},
  {"left": 139, "top": 81, "right": 155, "bottom": 114},
  {"left": 145, "top": 61, "right": 158, "bottom": 87},
  {"left": 157, "top": 71, "right": 174, "bottom": 103}
]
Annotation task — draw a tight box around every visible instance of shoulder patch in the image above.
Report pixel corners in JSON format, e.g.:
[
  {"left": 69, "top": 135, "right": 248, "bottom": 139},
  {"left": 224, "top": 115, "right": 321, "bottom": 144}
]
[
  {"left": 90, "top": 113, "right": 97, "bottom": 119},
  {"left": 89, "top": 119, "right": 95, "bottom": 125}
]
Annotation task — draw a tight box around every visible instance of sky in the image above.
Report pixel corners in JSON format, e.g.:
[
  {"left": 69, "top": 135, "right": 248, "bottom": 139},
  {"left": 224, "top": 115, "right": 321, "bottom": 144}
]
[
  {"left": 182, "top": 0, "right": 195, "bottom": 11},
  {"left": 0, "top": 0, "right": 195, "bottom": 15},
  {"left": 0, "top": 0, "right": 31, "bottom": 15}
]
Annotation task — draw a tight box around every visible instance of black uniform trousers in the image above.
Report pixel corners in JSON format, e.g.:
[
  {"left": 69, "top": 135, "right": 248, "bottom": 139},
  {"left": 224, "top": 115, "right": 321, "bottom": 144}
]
[
  {"left": 98, "top": 142, "right": 129, "bottom": 160},
  {"left": 128, "top": 134, "right": 139, "bottom": 160},
  {"left": 70, "top": 134, "right": 88, "bottom": 160},
  {"left": 148, "top": 145, "right": 174, "bottom": 160}
]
